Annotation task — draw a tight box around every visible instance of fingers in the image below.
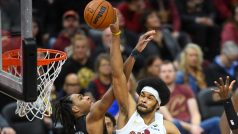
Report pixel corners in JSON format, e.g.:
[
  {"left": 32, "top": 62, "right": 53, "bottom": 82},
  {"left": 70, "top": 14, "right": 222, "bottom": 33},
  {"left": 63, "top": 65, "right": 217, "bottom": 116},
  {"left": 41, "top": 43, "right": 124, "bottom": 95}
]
[
  {"left": 142, "top": 30, "right": 156, "bottom": 39},
  {"left": 225, "top": 76, "right": 230, "bottom": 87},
  {"left": 219, "top": 77, "right": 224, "bottom": 86},
  {"left": 214, "top": 81, "right": 221, "bottom": 88},
  {"left": 211, "top": 88, "right": 220, "bottom": 93},
  {"left": 229, "top": 80, "right": 236, "bottom": 91}
]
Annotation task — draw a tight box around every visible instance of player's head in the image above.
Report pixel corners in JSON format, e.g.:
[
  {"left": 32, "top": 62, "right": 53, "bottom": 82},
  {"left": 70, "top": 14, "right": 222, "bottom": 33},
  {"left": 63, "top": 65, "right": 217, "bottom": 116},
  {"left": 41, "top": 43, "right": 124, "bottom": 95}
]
[
  {"left": 105, "top": 113, "right": 116, "bottom": 134},
  {"left": 136, "top": 77, "right": 170, "bottom": 115},
  {"left": 159, "top": 61, "right": 177, "bottom": 86},
  {"left": 54, "top": 94, "right": 92, "bottom": 133}
]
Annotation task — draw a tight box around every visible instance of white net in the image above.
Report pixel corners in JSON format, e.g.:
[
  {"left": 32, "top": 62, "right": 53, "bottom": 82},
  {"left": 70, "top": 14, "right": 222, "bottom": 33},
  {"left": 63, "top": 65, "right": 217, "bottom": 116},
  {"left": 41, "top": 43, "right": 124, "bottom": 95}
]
[{"left": 3, "top": 49, "right": 66, "bottom": 121}]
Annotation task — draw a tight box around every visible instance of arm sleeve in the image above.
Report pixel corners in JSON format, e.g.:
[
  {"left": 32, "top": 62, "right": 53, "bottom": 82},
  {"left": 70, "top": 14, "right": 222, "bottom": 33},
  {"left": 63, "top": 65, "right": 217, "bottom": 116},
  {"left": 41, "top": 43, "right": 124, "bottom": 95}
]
[{"left": 223, "top": 98, "right": 238, "bottom": 130}]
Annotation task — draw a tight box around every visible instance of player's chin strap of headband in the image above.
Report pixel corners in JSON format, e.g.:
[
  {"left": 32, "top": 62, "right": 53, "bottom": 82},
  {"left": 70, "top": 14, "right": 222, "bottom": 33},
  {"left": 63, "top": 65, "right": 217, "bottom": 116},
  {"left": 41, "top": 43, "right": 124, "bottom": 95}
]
[{"left": 141, "top": 86, "right": 161, "bottom": 105}]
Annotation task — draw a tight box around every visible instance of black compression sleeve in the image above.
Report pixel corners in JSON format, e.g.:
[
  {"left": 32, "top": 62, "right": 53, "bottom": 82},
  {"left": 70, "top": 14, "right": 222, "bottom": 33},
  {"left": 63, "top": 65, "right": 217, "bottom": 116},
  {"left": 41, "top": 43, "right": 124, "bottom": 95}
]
[{"left": 223, "top": 98, "right": 238, "bottom": 130}]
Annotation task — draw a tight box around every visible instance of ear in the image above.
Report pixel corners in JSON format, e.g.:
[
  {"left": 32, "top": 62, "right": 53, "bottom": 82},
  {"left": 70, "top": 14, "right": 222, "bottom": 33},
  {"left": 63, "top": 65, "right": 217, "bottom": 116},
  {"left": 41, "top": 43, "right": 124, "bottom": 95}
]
[
  {"left": 72, "top": 105, "right": 80, "bottom": 113},
  {"left": 156, "top": 103, "right": 160, "bottom": 110}
]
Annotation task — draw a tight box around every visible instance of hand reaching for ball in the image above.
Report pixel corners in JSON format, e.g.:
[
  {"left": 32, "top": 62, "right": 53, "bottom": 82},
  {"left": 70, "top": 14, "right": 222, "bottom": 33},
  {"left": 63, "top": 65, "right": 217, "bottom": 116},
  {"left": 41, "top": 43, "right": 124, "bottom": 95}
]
[{"left": 109, "top": 8, "right": 120, "bottom": 34}]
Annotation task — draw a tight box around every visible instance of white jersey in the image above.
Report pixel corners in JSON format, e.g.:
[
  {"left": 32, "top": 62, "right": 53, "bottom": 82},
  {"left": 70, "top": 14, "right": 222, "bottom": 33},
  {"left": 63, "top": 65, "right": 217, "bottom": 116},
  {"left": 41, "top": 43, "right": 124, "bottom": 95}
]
[{"left": 116, "top": 111, "right": 166, "bottom": 134}]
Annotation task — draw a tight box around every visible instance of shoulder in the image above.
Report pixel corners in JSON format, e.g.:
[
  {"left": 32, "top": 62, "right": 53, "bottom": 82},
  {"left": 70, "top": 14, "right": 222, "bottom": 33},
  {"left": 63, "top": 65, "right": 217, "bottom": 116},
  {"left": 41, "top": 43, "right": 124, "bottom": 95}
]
[
  {"left": 163, "top": 120, "right": 181, "bottom": 134},
  {"left": 175, "top": 85, "right": 194, "bottom": 97},
  {"left": 176, "top": 71, "right": 184, "bottom": 83}
]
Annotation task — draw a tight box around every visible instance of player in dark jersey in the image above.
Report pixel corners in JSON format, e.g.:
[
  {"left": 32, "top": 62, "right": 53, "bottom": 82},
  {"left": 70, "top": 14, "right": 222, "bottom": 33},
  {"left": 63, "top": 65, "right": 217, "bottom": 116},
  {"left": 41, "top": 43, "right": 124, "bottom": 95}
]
[{"left": 53, "top": 10, "right": 156, "bottom": 134}]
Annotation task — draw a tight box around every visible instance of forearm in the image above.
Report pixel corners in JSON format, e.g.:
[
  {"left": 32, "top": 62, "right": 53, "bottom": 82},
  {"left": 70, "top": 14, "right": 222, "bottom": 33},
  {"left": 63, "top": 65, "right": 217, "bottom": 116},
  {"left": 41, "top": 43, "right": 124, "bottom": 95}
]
[
  {"left": 110, "top": 35, "right": 124, "bottom": 76},
  {"left": 191, "top": 113, "right": 201, "bottom": 125},
  {"left": 223, "top": 98, "right": 238, "bottom": 130},
  {"left": 123, "top": 55, "right": 135, "bottom": 81}
]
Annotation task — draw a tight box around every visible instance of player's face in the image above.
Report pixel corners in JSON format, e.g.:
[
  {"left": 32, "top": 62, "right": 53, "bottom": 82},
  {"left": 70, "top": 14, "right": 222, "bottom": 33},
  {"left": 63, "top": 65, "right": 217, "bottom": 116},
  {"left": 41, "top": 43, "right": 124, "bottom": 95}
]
[
  {"left": 186, "top": 48, "right": 199, "bottom": 67},
  {"left": 159, "top": 63, "right": 176, "bottom": 85},
  {"left": 99, "top": 59, "right": 111, "bottom": 76},
  {"left": 105, "top": 116, "right": 114, "bottom": 134},
  {"left": 137, "top": 91, "right": 159, "bottom": 115},
  {"left": 70, "top": 94, "right": 92, "bottom": 114},
  {"left": 146, "top": 12, "right": 160, "bottom": 29}
]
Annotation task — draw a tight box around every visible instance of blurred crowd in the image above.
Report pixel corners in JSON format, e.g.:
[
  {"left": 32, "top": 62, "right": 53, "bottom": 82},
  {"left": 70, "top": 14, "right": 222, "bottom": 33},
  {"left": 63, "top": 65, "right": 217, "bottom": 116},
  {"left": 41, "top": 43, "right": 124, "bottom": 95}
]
[{"left": 1, "top": 0, "right": 238, "bottom": 134}]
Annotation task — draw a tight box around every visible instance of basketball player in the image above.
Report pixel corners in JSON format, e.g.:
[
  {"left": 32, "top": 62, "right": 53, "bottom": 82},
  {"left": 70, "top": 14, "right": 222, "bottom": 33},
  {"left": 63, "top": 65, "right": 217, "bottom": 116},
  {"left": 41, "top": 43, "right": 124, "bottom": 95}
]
[
  {"left": 109, "top": 10, "right": 180, "bottom": 134},
  {"left": 53, "top": 13, "right": 156, "bottom": 134},
  {"left": 213, "top": 76, "right": 238, "bottom": 134}
]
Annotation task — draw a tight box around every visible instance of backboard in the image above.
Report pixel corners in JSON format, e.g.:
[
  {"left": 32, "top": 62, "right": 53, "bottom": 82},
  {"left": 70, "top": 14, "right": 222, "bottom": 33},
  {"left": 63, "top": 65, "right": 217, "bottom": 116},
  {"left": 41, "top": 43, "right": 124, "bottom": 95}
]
[{"left": 0, "top": 0, "right": 37, "bottom": 102}]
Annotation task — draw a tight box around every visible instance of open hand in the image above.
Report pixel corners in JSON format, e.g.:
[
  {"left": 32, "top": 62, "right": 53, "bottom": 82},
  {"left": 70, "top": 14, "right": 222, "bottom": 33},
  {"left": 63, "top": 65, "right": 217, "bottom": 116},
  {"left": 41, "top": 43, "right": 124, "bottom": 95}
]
[
  {"left": 135, "top": 30, "right": 156, "bottom": 52},
  {"left": 213, "top": 76, "right": 236, "bottom": 100}
]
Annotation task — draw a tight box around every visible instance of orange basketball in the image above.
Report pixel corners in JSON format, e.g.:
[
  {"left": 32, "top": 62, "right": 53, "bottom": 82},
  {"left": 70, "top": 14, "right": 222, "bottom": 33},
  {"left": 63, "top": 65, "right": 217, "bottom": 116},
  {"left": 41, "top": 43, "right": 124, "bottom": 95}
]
[{"left": 84, "top": 0, "right": 116, "bottom": 29}]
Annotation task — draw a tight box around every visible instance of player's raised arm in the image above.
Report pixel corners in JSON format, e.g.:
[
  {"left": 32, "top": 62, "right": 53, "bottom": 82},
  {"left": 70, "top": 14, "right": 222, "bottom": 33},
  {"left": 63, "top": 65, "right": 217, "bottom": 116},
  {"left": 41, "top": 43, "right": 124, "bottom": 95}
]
[{"left": 109, "top": 11, "right": 130, "bottom": 128}]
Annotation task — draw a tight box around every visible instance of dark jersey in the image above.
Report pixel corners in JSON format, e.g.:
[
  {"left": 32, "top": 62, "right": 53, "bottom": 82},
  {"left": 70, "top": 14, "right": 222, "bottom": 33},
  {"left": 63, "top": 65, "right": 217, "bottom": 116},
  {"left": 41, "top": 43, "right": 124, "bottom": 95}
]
[{"left": 74, "top": 115, "right": 108, "bottom": 134}]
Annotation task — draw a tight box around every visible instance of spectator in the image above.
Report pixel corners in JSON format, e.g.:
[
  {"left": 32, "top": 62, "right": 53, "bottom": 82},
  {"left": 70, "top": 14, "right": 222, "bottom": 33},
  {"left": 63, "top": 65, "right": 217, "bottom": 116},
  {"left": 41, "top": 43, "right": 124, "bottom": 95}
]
[
  {"left": 87, "top": 54, "right": 112, "bottom": 100},
  {"left": 93, "top": 27, "right": 131, "bottom": 59},
  {"left": 0, "top": 114, "right": 16, "bottom": 134},
  {"left": 117, "top": 0, "right": 146, "bottom": 33},
  {"left": 46, "top": 0, "right": 90, "bottom": 34},
  {"left": 175, "top": 0, "right": 220, "bottom": 60},
  {"left": 221, "top": 5, "right": 238, "bottom": 46},
  {"left": 105, "top": 113, "right": 116, "bottom": 134},
  {"left": 204, "top": 41, "right": 238, "bottom": 89},
  {"left": 159, "top": 61, "right": 220, "bottom": 134},
  {"left": 145, "top": 0, "right": 181, "bottom": 34},
  {"left": 33, "top": 17, "right": 44, "bottom": 48},
  {"left": 140, "top": 10, "right": 181, "bottom": 61},
  {"left": 176, "top": 43, "right": 207, "bottom": 95},
  {"left": 137, "top": 56, "right": 162, "bottom": 80},
  {"left": 54, "top": 34, "right": 94, "bottom": 91},
  {"left": 57, "top": 73, "right": 84, "bottom": 99},
  {"left": 51, "top": 10, "right": 84, "bottom": 51},
  {"left": 212, "top": 0, "right": 232, "bottom": 24}
]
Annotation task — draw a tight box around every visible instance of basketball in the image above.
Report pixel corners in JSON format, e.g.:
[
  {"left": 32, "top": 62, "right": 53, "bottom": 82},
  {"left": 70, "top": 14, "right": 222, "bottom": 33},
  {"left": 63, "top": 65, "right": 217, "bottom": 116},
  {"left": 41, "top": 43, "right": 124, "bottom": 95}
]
[{"left": 84, "top": 0, "right": 116, "bottom": 29}]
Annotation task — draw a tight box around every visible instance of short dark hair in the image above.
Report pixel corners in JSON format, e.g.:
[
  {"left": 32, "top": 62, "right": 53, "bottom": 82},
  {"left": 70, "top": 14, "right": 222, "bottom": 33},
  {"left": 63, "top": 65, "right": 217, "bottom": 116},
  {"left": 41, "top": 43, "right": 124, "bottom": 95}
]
[
  {"left": 140, "top": 10, "right": 158, "bottom": 32},
  {"left": 161, "top": 60, "right": 177, "bottom": 71},
  {"left": 136, "top": 77, "right": 170, "bottom": 106},
  {"left": 105, "top": 113, "right": 116, "bottom": 127}
]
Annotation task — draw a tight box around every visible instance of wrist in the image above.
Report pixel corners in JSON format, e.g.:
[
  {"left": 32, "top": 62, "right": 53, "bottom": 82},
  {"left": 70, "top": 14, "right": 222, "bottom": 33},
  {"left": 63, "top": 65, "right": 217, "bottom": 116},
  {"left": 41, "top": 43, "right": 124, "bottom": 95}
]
[
  {"left": 112, "top": 30, "right": 121, "bottom": 36},
  {"left": 130, "top": 49, "right": 141, "bottom": 59}
]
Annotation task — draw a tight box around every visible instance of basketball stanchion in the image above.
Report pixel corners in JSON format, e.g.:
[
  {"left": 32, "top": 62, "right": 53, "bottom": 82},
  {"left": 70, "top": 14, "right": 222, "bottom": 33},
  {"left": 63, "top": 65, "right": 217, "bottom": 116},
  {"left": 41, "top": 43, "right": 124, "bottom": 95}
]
[{"left": 2, "top": 49, "right": 67, "bottom": 121}]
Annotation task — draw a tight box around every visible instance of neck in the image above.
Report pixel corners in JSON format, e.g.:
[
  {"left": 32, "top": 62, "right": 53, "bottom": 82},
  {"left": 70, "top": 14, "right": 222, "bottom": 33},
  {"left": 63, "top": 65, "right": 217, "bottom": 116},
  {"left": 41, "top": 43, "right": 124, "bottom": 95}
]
[
  {"left": 140, "top": 111, "right": 156, "bottom": 125},
  {"left": 74, "top": 112, "right": 83, "bottom": 118},
  {"left": 167, "top": 83, "right": 175, "bottom": 92},
  {"left": 99, "top": 74, "right": 111, "bottom": 85}
]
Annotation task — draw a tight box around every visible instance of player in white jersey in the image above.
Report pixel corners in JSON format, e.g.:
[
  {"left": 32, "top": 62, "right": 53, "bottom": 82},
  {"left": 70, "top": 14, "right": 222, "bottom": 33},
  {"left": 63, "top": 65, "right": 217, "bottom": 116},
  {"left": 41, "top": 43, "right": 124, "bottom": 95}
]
[{"left": 109, "top": 10, "right": 180, "bottom": 134}]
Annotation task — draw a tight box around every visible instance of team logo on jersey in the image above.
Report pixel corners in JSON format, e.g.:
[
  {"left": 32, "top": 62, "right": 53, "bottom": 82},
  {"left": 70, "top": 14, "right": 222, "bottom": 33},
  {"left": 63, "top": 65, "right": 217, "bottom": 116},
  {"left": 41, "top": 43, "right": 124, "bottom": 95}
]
[{"left": 129, "top": 129, "right": 150, "bottom": 134}]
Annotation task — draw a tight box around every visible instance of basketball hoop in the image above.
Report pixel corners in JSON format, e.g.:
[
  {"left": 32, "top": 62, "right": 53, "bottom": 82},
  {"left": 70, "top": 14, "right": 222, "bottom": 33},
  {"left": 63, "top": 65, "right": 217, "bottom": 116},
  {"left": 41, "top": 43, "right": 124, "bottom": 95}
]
[{"left": 2, "top": 48, "right": 67, "bottom": 121}]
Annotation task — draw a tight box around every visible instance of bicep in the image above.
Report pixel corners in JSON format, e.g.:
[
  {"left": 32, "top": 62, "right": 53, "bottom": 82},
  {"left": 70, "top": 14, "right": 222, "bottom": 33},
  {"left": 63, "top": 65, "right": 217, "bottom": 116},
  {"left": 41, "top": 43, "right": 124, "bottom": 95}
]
[{"left": 112, "top": 75, "right": 129, "bottom": 115}]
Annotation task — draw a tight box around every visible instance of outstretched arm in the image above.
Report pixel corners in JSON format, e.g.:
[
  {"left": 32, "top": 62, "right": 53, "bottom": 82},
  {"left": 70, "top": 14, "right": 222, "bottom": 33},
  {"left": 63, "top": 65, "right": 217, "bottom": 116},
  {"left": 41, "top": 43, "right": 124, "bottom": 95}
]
[
  {"left": 110, "top": 11, "right": 156, "bottom": 129},
  {"left": 213, "top": 76, "right": 238, "bottom": 132}
]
